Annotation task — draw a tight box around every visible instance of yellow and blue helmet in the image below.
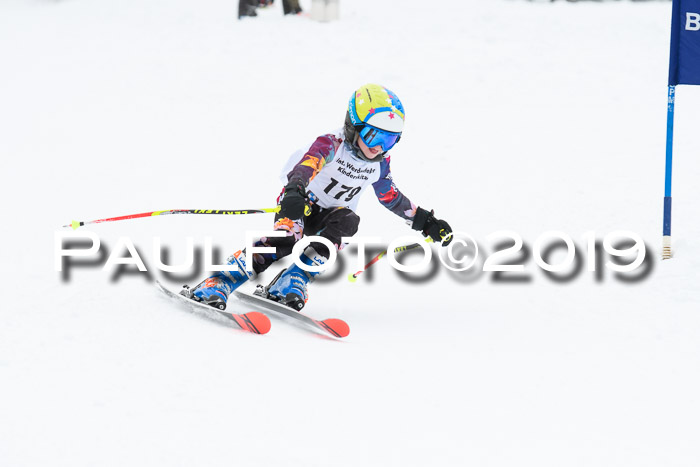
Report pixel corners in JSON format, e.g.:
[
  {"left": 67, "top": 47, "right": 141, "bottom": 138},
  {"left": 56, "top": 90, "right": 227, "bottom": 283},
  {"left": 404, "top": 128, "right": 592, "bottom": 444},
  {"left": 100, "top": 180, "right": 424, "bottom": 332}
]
[{"left": 345, "top": 84, "right": 405, "bottom": 152}]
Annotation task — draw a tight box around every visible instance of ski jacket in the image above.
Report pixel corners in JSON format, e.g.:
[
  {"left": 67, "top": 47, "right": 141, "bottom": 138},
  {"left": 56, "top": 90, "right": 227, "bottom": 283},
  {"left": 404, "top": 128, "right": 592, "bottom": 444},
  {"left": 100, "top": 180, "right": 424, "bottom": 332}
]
[{"left": 280, "top": 129, "right": 416, "bottom": 221}]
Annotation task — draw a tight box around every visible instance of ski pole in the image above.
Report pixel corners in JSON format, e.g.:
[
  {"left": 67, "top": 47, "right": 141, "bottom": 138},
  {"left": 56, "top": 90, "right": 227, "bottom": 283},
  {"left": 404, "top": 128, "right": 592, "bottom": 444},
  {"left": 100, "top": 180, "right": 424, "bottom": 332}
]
[
  {"left": 348, "top": 237, "right": 434, "bottom": 282},
  {"left": 63, "top": 207, "right": 281, "bottom": 230}
]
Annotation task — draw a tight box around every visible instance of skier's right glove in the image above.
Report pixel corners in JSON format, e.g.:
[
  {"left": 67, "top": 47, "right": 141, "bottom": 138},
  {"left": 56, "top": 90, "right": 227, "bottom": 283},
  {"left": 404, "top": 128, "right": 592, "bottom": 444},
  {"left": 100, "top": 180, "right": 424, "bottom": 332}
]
[
  {"left": 412, "top": 207, "right": 453, "bottom": 246},
  {"left": 279, "top": 179, "right": 309, "bottom": 220}
]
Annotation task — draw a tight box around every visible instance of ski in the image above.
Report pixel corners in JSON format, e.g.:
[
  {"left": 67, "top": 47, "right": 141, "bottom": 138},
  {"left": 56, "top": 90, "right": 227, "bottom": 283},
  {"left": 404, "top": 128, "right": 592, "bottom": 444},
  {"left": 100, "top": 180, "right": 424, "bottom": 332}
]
[
  {"left": 233, "top": 288, "right": 349, "bottom": 339},
  {"left": 155, "top": 280, "right": 271, "bottom": 335}
]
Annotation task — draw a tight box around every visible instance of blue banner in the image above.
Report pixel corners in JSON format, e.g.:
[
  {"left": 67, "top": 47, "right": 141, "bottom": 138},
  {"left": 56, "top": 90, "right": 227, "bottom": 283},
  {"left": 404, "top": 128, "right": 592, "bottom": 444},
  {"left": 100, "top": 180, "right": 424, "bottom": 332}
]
[{"left": 669, "top": 0, "right": 700, "bottom": 85}]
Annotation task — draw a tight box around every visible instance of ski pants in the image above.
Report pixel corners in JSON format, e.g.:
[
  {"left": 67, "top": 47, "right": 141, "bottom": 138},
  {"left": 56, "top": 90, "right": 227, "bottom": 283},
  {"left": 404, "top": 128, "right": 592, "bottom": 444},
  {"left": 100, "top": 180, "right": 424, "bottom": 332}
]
[
  {"left": 282, "top": 0, "right": 302, "bottom": 15},
  {"left": 238, "top": 0, "right": 257, "bottom": 17},
  {"left": 250, "top": 206, "right": 360, "bottom": 275}
]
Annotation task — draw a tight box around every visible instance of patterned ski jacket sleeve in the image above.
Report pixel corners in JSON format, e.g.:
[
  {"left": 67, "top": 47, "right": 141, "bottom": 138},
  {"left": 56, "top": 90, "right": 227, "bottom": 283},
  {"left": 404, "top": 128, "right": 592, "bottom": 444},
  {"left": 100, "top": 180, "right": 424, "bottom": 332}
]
[
  {"left": 286, "top": 134, "right": 342, "bottom": 185},
  {"left": 372, "top": 156, "right": 417, "bottom": 221}
]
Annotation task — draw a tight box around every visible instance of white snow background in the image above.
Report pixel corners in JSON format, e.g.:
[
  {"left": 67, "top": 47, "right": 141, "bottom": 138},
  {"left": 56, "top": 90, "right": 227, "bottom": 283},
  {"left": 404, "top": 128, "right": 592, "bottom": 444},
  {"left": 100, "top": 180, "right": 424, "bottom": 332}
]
[{"left": 2, "top": 0, "right": 700, "bottom": 466}]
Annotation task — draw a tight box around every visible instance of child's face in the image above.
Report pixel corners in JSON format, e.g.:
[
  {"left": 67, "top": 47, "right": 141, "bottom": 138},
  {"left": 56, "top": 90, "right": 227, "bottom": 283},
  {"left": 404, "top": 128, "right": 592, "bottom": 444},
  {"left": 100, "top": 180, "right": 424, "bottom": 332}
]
[{"left": 356, "top": 134, "right": 383, "bottom": 160}]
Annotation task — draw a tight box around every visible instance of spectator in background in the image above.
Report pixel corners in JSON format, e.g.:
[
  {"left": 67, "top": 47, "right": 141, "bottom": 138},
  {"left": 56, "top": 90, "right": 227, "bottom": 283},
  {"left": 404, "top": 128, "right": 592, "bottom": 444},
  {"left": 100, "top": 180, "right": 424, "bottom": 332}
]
[{"left": 239, "top": 0, "right": 302, "bottom": 19}]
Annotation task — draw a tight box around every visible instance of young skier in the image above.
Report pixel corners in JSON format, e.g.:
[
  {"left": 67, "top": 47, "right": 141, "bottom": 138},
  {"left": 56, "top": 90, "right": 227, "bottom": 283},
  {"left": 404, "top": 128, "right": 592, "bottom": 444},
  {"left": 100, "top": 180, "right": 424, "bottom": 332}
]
[{"left": 183, "top": 83, "right": 453, "bottom": 310}]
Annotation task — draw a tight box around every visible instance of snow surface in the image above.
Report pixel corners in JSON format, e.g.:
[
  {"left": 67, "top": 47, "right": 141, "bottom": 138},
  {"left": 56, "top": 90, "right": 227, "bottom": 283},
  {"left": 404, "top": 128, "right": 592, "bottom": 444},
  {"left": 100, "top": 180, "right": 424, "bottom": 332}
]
[{"left": 2, "top": 0, "right": 700, "bottom": 466}]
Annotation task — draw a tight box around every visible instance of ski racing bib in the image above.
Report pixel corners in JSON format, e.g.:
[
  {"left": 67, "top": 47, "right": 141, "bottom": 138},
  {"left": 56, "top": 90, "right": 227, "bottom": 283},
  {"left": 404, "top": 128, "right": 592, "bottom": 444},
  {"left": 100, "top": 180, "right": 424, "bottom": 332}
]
[{"left": 281, "top": 133, "right": 383, "bottom": 212}]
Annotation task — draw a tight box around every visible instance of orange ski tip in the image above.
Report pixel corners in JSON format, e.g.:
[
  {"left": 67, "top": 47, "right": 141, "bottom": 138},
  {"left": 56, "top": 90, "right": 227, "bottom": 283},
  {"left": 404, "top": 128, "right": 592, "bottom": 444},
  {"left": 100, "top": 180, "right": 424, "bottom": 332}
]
[
  {"left": 321, "top": 319, "right": 350, "bottom": 338},
  {"left": 245, "top": 311, "right": 272, "bottom": 335}
]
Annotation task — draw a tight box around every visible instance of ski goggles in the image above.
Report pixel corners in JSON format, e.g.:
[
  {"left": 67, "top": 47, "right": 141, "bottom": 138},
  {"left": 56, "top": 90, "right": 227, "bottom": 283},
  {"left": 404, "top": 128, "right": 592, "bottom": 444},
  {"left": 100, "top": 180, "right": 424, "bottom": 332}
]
[{"left": 359, "top": 125, "right": 401, "bottom": 152}]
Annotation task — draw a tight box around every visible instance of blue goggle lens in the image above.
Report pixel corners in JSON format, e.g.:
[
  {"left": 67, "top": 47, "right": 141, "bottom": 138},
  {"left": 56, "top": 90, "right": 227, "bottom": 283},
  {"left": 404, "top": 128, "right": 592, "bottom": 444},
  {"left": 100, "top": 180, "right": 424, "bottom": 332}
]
[{"left": 359, "top": 125, "right": 401, "bottom": 151}]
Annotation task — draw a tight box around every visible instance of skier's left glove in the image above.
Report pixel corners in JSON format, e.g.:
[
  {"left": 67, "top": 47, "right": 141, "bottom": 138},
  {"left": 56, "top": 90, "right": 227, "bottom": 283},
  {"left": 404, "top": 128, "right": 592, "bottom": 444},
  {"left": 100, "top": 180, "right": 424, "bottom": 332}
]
[{"left": 412, "top": 207, "right": 453, "bottom": 246}]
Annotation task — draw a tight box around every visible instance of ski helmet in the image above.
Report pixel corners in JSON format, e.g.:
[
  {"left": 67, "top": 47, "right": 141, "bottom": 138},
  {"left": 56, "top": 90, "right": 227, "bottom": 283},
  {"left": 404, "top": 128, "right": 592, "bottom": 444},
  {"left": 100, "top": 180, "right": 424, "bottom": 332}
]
[{"left": 344, "top": 84, "right": 405, "bottom": 152}]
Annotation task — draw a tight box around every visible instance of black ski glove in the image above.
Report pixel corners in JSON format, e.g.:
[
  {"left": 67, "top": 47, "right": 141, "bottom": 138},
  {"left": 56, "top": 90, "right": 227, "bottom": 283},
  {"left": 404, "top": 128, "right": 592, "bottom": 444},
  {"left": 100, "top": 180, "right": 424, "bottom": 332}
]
[
  {"left": 279, "top": 179, "right": 308, "bottom": 220},
  {"left": 412, "top": 207, "right": 453, "bottom": 246}
]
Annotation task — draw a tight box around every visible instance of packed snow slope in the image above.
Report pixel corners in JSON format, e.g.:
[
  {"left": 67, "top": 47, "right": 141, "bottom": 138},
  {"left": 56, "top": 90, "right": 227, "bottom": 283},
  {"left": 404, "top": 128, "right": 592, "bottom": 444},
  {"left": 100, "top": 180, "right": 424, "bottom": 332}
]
[{"left": 2, "top": 0, "right": 700, "bottom": 466}]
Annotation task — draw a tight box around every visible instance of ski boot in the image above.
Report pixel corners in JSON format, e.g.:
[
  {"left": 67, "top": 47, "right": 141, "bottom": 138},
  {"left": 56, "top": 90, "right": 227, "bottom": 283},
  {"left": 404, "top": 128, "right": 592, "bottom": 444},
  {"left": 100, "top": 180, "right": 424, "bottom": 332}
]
[
  {"left": 266, "top": 247, "right": 328, "bottom": 311},
  {"left": 181, "top": 250, "right": 255, "bottom": 310}
]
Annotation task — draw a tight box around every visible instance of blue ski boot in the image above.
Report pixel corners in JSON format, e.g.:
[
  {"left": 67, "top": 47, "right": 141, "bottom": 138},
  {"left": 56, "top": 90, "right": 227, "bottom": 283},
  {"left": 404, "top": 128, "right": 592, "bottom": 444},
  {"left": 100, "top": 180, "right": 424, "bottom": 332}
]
[
  {"left": 183, "top": 250, "right": 255, "bottom": 310},
  {"left": 267, "top": 248, "right": 328, "bottom": 311}
]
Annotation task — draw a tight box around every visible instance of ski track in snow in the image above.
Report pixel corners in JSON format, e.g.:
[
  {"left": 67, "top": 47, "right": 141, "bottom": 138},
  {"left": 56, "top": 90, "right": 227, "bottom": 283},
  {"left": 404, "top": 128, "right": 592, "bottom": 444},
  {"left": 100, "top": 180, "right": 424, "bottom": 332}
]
[{"left": 1, "top": 0, "right": 700, "bottom": 466}]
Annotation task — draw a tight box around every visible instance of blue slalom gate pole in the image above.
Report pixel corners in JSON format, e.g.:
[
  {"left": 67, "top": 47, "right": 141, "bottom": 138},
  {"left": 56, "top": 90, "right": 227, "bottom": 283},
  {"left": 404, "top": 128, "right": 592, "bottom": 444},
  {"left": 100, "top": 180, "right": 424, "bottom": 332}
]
[
  {"left": 662, "top": 85, "right": 675, "bottom": 259},
  {"left": 663, "top": 0, "right": 700, "bottom": 259}
]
